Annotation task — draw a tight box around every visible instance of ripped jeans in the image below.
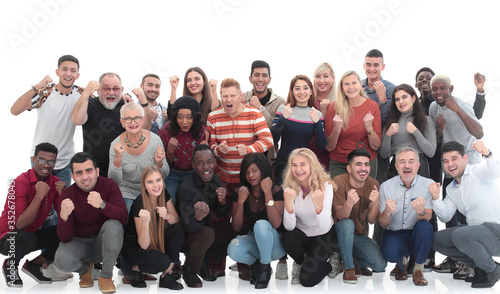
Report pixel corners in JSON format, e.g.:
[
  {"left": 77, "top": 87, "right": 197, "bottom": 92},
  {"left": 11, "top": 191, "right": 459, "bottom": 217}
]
[{"left": 227, "top": 219, "right": 285, "bottom": 265}]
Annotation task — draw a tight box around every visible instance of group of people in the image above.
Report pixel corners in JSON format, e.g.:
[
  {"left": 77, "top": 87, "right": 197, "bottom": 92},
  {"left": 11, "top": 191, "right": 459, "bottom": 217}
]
[{"left": 1, "top": 51, "right": 499, "bottom": 293}]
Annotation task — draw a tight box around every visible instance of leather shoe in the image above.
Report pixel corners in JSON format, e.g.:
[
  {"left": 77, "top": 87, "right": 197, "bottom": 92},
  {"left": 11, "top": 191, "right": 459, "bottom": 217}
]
[
  {"left": 395, "top": 264, "right": 408, "bottom": 281},
  {"left": 255, "top": 263, "right": 272, "bottom": 289},
  {"left": 343, "top": 268, "right": 357, "bottom": 284},
  {"left": 198, "top": 262, "right": 216, "bottom": 282},
  {"left": 355, "top": 265, "right": 372, "bottom": 277},
  {"left": 472, "top": 265, "right": 500, "bottom": 288},
  {"left": 412, "top": 269, "right": 428, "bottom": 286}
]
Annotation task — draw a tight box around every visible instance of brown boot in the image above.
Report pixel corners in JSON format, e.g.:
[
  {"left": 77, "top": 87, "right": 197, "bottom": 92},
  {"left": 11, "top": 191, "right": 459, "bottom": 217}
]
[
  {"left": 98, "top": 277, "right": 116, "bottom": 293},
  {"left": 343, "top": 268, "right": 357, "bottom": 284},
  {"left": 79, "top": 263, "right": 94, "bottom": 288}
]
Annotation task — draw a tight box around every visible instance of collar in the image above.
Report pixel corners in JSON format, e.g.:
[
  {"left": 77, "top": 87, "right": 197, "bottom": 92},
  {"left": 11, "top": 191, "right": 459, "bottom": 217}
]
[
  {"left": 27, "top": 168, "right": 54, "bottom": 184},
  {"left": 452, "top": 164, "right": 471, "bottom": 187},
  {"left": 192, "top": 171, "right": 215, "bottom": 187},
  {"left": 362, "top": 77, "right": 388, "bottom": 91},
  {"left": 398, "top": 174, "right": 418, "bottom": 189}
]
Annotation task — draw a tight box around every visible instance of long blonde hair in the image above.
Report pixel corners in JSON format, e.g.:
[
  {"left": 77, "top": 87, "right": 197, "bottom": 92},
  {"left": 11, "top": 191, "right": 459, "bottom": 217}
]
[
  {"left": 313, "top": 62, "right": 336, "bottom": 103},
  {"left": 282, "top": 148, "right": 336, "bottom": 194},
  {"left": 140, "top": 166, "right": 166, "bottom": 252},
  {"left": 335, "top": 70, "right": 366, "bottom": 130}
]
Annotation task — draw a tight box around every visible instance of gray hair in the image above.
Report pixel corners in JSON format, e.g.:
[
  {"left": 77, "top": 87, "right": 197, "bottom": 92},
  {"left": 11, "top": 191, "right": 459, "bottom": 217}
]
[
  {"left": 120, "top": 102, "right": 144, "bottom": 118},
  {"left": 395, "top": 147, "right": 419, "bottom": 163}
]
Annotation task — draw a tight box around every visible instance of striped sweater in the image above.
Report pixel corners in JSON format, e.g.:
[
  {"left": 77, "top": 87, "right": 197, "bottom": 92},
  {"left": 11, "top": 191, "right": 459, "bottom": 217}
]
[{"left": 207, "top": 105, "right": 274, "bottom": 183}]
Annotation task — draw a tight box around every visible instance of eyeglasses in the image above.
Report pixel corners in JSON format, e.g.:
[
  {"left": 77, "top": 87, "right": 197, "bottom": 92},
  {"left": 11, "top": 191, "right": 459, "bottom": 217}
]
[
  {"left": 101, "top": 87, "right": 122, "bottom": 92},
  {"left": 34, "top": 157, "right": 56, "bottom": 166},
  {"left": 122, "top": 116, "right": 143, "bottom": 123}
]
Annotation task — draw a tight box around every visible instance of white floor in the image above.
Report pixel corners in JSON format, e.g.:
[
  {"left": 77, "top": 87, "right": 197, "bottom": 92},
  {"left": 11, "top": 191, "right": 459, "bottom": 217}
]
[{"left": 3, "top": 253, "right": 499, "bottom": 294}]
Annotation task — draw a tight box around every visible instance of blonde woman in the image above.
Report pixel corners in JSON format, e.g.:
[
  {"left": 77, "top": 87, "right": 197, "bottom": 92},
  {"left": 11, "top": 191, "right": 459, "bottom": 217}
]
[
  {"left": 281, "top": 148, "right": 339, "bottom": 287},
  {"left": 325, "top": 71, "right": 382, "bottom": 179},
  {"left": 122, "top": 166, "right": 184, "bottom": 290}
]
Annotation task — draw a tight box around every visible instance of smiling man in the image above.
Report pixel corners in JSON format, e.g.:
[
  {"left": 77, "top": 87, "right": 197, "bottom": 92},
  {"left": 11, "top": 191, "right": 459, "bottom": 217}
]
[
  {"left": 11, "top": 55, "right": 82, "bottom": 188},
  {"left": 379, "top": 147, "right": 434, "bottom": 286},
  {"left": 430, "top": 140, "right": 500, "bottom": 288},
  {"left": 175, "top": 145, "right": 235, "bottom": 288},
  {"left": 71, "top": 73, "right": 151, "bottom": 177},
  {"left": 141, "top": 74, "right": 166, "bottom": 134},
  {"left": 333, "top": 149, "right": 387, "bottom": 284}
]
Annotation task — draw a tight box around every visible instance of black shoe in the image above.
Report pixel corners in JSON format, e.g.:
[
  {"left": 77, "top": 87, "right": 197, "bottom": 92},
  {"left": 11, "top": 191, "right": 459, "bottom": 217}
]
[
  {"left": 182, "top": 266, "right": 202, "bottom": 288},
  {"left": 249, "top": 260, "right": 260, "bottom": 285},
  {"left": 466, "top": 267, "right": 485, "bottom": 283},
  {"left": 255, "top": 263, "right": 272, "bottom": 289},
  {"left": 128, "top": 268, "right": 146, "bottom": 288},
  {"left": 472, "top": 265, "right": 500, "bottom": 288},
  {"left": 159, "top": 273, "right": 184, "bottom": 290},
  {"left": 432, "top": 257, "right": 458, "bottom": 273},
  {"left": 21, "top": 259, "right": 52, "bottom": 284},
  {"left": 198, "top": 262, "right": 216, "bottom": 281},
  {"left": 3, "top": 259, "right": 23, "bottom": 287},
  {"left": 171, "top": 264, "right": 182, "bottom": 280}
]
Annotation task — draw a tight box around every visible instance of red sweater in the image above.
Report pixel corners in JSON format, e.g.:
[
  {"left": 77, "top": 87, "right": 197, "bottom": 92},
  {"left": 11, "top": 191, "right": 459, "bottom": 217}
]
[
  {"left": 57, "top": 176, "right": 127, "bottom": 242},
  {"left": 324, "top": 99, "right": 382, "bottom": 163}
]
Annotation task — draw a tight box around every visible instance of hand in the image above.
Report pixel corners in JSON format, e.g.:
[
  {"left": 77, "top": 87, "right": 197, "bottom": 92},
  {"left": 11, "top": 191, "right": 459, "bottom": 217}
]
[
  {"left": 406, "top": 122, "right": 417, "bottom": 134},
  {"left": 435, "top": 114, "right": 447, "bottom": 130},
  {"left": 333, "top": 114, "right": 344, "bottom": 131},
  {"left": 309, "top": 107, "right": 320, "bottom": 123},
  {"left": 149, "top": 107, "right": 158, "bottom": 120},
  {"left": 200, "top": 139, "right": 208, "bottom": 145},
  {"left": 36, "top": 75, "right": 53, "bottom": 89},
  {"left": 283, "top": 104, "right": 293, "bottom": 119},
  {"left": 170, "top": 76, "right": 180, "bottom": 89},
  {"left": 122, "top": 93, "right": 134, "bottom": 103},
  {"left": 237, "top": 186, "right": 250, "bottom": 205},
  {"left": 445, "top": 96, "right": 460, "bottom": 112},
  {"left": 194, "top": 201, "right": 210, "bottom": 221},
  {"left": 239, "top": 92, "right": 247, "bottom": 103},
  {"left": 156, "top": 206, "right": 168, "bottom": 220},
  {"left": 34, "top": 181, "right": 50, "bottom": 200},
  {"left": 474, "top": 73, "right": 486, "bottom": 93},
  {"left": 363, "top": 111, "right": 375, "bottom": 132},
  {"left": 138, "top": 209, "right": 151, "bottom": 223},
  {"left": 249, "top": 95, "right": 262, "bottom": 109},
  {"left": 410, "top": 197, "right": 426, "bottom": 215},
  {"left": 114, "top": 141, "right": 124, "bottom": 160},
  {"left": 168, "top": 137, "right": 179, "bottom": 152},
  {"left": 346, "top": 189, "right": 360, "bottom": 207},
  {"left": 208, "top": 79, "right": 217, "bottom": 93},
  {"left": 368, "top": 185, "right": 379, "bottom": 203},
  {"left": 87, "top": 191, "right": 103, "bottom": 209},
  {"left": 162, "top": 109, "right": 168, "bottom": 121},
  {"left": 384, "top": 199, "right": 397, "bottom": 215},
  {"left": 283, "top": 187, "right": 297, "bottom": 213},
  {"left": 236, "top": 144, "right": 248, "bottom": 156},
  {"left": 132, "top": 88, "right": 147, "bottom": 104},
  {"left": 310, "top": 187, "right": 325, "bottom": 213},
  {"left": 320, "top": 99, "right": 330, "bottom": 114},
  {"left": 216, "top": 187, "right": 227, "bottom": 205},
  {"left": 218, "top": 140, "right": 229, "bottom": 154},
  {"left": 155, "top": 145, "right": 165, "bottom": 167},
  {"left": 373, "top": 81, "right": 387, "bottom": 103},
  {"left": 55, "top": 181, "right": 66, "bottom": 195},
  {"left": 428, "top": 182, "right": 441, "bottom": 200},
  {"left": 472, "top": 140, "right": 489, "bottom": 156},
  {"left": 260, "top": 177, "right": 273, "bottom": 194},
  {"left": 60, "top": 198, "right": 75, "bottom": 221},
  {"left": 386, "top": 123, "right": 399, "bottom": 136},
  {"left": 85, "top": 80, "right": 100, "bottom": 96}
]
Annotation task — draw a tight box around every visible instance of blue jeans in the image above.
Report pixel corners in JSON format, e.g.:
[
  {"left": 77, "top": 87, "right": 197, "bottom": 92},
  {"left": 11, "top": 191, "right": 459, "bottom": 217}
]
[
  {"left": 381, "top": 220, "right": 433, "bottom": 265},
  {"left": 336, "top": 218, "right": 386, "bottom": 271},
  {"left": 227, "top": 220, "right": 285, "bottom": 265},
  {"left": 55, "top": 219, "right": 124, "bottom": 278},
  {"left": 165, "top": 169, "right": 193, "bottom": 205},
  {"left": 52, "top": 164, "right": 72, "bottom": 188}
]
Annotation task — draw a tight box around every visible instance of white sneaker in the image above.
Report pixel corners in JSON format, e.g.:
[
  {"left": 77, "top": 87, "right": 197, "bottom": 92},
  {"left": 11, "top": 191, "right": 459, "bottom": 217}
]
[
  {"left": 275, "top": 262, "right": 288, "bottom": 280},
  {"left": 42, "top": 263, "right": 73, "bottom": 281},
  {"left": 291, "top": 262, "right": 301, "bottom": 284},
  {"left": 327, "top": 252, "right": 342, "bottom": 279}
]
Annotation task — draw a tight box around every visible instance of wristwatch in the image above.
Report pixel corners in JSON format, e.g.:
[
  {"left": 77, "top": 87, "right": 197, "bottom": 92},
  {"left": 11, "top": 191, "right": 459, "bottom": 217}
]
[
  {"left": 418, "top": 210, "right": 426, "bottom": 217},
  {"left": 265, "top": 200, "right": 275, "bottom": 207},
  {"left": 99, "top": 202, "right": 106, "bottom": 210},
  {"left": 259, "top": 105, "right": 265, "bottom": 112}
]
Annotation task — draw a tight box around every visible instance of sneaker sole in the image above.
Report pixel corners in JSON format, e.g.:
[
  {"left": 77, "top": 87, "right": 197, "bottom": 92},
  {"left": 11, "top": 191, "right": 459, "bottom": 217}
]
[
  {"left": 99, "top": 287, "right": 116, "bottom": 293},
  {"left": 80, "top": 283, "right": 94, "bottom": 288},
  {"left": 21, "top": 267, "right": 52, "bottom": 284},
  {"left": 343, "top": 279, "right": 358, "bottom": 284}
]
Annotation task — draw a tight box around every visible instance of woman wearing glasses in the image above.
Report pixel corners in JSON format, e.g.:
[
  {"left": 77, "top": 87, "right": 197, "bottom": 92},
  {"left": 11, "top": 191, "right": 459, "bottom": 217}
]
[{"left": 108, "top": 102, "right": 169, "bottom": 214}]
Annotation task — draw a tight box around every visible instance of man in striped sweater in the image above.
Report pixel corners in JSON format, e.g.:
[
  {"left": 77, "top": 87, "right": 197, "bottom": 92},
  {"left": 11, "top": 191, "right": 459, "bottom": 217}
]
[{"left": 207, "top": 78, "right": 274, "bottom": 190}]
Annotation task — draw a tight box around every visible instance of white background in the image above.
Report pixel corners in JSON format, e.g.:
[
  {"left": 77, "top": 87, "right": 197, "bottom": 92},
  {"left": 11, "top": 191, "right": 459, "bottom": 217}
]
[{"left": 0, "top": 1, "right": 499, "bottom": 292}]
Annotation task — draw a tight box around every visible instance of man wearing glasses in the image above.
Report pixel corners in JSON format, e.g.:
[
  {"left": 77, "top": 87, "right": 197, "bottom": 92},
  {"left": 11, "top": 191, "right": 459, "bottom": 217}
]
[
  {"left": 0, "top": 143, "right": 68, "bottom": 287},
  {"left": 333, "top": 149, "right": 387, "bottom": 284},
  {"left": 72, "top": 73, "right": 151, "bottom": 177}
]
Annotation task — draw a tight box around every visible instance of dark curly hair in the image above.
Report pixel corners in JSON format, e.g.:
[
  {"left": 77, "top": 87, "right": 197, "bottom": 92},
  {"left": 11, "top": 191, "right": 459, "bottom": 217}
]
[
  {"left": 385, "top": 84, "right": 427, "bottom": 133},
  {"left": 167, "top": 109, "right": 203, "bottom": 139}
]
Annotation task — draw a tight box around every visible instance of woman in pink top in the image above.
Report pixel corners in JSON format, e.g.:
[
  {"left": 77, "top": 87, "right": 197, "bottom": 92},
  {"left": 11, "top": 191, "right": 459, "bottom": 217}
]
[{"left": 325, "top": 70, "right": 382, "bottom": 179}]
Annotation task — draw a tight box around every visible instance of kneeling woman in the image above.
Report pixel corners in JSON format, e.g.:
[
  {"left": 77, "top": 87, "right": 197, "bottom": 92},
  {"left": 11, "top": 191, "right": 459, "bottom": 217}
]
[
  {"left": 122, "top": 166, "right": 185, "bottom": 290},
  {"left": 281, "top": 148, "right": 338, "bottom": 287},
  {"left": 227, "top": 153, "right": 285, "bottom": 289}
]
